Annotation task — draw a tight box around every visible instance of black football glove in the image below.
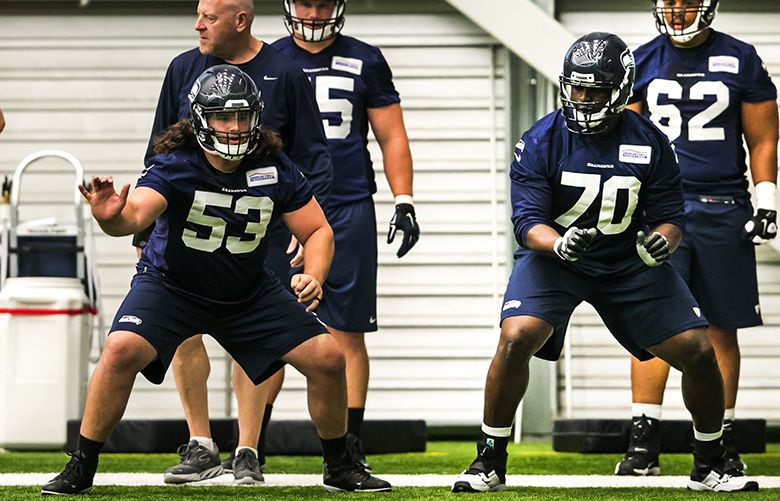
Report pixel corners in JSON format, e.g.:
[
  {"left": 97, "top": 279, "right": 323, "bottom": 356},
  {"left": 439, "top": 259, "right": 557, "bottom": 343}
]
[
  {"left": 636, "top": 230, "right": 671, "bottom": 267},
  {"left": 387, "top": 203, "right": 420, "bottom": 258},
  {"left": 742, "top": 208, "right": 777, "bottom": 245},
  {"left": 553, "top": 227, "right": 597, "bottom": 262}
]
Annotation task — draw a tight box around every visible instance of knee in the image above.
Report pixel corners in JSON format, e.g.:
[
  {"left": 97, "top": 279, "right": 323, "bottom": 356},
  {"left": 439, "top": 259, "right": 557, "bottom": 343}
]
[
  {"left": 100, "top": 335, "right": 148, "bottom": 372},
  {"left": 681, "top": 338, "right": 718, "bottom": 373},
  {"left": 318, "top": 338, "right": 347, "bottom": 378},
  {"left": 498, "top": 320, "right": 549, "bottom": 361}
]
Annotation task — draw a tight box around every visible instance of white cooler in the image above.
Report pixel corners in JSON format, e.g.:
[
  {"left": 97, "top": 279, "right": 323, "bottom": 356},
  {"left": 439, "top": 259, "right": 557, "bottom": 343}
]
[{"left": 0, "top": 277, "right": 91, "bottom": 449}]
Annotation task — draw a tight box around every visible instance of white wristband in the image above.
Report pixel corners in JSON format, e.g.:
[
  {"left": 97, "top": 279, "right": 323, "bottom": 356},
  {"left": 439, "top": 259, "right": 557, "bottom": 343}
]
[
  {"left": 755, "top": 181, "right": 777, "bottom": 211},
  {"left": 394, "top": 194, "right": 414, "bottom": 206}
]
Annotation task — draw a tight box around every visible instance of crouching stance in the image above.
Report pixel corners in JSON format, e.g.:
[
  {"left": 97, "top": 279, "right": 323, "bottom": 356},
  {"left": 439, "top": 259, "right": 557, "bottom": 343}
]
[
  {"left": 41, "top": 65, "right": 390, "bottom": 495},
  {"left": 451, "top": 33, "right": 757, "bottom": 494}
]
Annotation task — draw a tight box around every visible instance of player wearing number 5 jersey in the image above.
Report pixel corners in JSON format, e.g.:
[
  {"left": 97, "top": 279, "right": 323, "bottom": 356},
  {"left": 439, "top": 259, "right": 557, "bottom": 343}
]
[
  {"left": 252, "top": 0, "right": 419, "bottom": 472},
  {"left": 452, "top": 32, "right": 757, "bottom": 494},
  {"left": 616, "top": 0, "right": 779, "bottom": 478}
]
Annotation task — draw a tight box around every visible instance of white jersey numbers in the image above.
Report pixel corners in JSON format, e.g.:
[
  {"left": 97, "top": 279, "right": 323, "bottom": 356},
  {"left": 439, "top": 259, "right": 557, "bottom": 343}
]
[
  {"left": 183, "top": 191, "right": 274, "bottom": 254},
  {"left": 646, "top": 79, "right": 730, "bottom": 142},
  {"left": 555, "top": 172, "right": 642, "bottom": 235},
  {"left": 315, "top": 75, "right": 355, "bottom": 140}
]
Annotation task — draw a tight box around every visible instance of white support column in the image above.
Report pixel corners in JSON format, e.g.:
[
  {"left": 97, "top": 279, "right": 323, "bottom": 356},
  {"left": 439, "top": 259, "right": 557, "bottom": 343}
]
[{"left": 444, "top": 0, "right": 575, "bottom": 82}]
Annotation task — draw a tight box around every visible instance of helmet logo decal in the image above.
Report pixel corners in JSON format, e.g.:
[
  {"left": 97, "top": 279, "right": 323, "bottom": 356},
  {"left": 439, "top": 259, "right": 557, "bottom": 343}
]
[
  {"left": 620, "top": 48, "right": 635, "bottom": 72},
  {"left": 571, "top": 40, "right": 608, "bottom": 68},
  {"left": 207, "top": 69, "right": 236, "bottom": 99}
]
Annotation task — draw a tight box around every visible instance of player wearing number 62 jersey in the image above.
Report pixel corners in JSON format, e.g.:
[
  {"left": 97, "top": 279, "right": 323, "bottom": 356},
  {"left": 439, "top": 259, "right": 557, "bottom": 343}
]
[
  {"left": 617, "top": 0, "right": 779, "bottom": 479},
  {"left": 452, "top": 32, "right": 758, "bottom": 494}
]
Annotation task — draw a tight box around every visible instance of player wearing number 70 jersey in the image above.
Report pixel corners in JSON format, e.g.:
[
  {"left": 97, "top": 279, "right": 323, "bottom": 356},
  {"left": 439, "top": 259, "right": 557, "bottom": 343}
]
[
  {"left": 616, "top": 0, "right": 779, "bottom": 479},
  {"left": 452, "top": 32, "right": 757, "bottom": 494}
]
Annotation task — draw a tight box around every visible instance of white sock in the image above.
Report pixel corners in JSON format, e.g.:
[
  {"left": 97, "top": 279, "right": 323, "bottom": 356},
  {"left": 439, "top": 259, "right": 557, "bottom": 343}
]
[
  {"left": 235, "top": 446, "right": 258, "bottom": 457},
  {"left": 191, "top": 436, "right": 216, "bottom": 452},
  {"left": 481, "top": 424, "right": 512, "bottom": 437},
  {"left": 694, "top": 426, "right": 723, "bottom": 442},
  {"left": 632, "top": 403, "right": 662, "bottom": 421},
  {"left": 724, "top": 408, "right": 736, "bottom": 421}
]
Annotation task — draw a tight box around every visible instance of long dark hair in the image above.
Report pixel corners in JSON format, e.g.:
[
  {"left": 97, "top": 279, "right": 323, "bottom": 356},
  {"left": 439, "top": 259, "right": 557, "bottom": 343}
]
[{"left": 152, "top": 119, "right": 284, "bottom": 159}]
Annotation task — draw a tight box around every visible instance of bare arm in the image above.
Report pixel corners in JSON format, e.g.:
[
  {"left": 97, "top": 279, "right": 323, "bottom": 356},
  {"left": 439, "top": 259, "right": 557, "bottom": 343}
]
[
  {"left": 0, "top": 108, "right": 5, "bottom": 134},
  {"left": 367, "top": 103, "right": 413, "bottom": 197},
  {"left": 282, "top": 197, "right": 334, "bottom": 309},
  {"left": 525, "top": 223, "right": 564, "bottom": 256},
  {"left": 742, "top": 100, "right": 779, "bottom": 186},
  {"left": 79, "top": 176, "right": 167, "bottom": 237}
]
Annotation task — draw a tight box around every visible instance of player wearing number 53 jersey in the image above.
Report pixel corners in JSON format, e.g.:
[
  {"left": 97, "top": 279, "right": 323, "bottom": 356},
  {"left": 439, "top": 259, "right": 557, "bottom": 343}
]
[
  {"left": 452, "top": 33, "right": 757, "bottom": 494},
  {"left": 617, "top": 0, "right": 779, "bottom": 478},
  {"left": 41, "top": 65, "right": 392, "bottom": 495}
]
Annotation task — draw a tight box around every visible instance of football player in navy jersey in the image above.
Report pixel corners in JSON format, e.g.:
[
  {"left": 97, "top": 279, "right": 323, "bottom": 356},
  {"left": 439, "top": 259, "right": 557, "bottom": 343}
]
[
  {"left": 139, "top": 0, "right": 335, "bottom": 485},
  {"left": 41, "top": 65, "right": 390, "bottom": 495},
  {"left": 245, "top": 0, "right": 419, "bottom": 471},
  {"left": 616, "top": 0, "right": 778, "bottom": 478},
  {"left": 451, "top": 33, "right": 758, "bottom": 493}
]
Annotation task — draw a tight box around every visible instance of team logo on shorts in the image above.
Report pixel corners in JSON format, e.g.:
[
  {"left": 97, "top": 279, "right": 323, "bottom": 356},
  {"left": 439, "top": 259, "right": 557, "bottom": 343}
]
[
  {"left": 118, "top": 315, "right": 143, "bottom": 325},
  {"left": 503, "top": 300, "right": 522, "bottom": 311}
]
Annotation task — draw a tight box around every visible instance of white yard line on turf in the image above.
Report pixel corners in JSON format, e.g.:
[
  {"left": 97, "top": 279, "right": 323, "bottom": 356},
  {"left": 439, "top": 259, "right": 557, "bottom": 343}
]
[{"left": 2, "top": 473, "right": 780, "bottom": 488}]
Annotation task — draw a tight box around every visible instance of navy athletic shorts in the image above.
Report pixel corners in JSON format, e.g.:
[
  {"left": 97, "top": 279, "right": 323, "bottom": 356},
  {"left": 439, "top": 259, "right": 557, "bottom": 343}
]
[
  {"left": 317, "top": 197, "right": 378, "bottom": 333},
  {"left": 500, "top": 249, "right": 709, "bottom": 361},
  {"left": 671, "top": 195, "right": 762, "bottom": 329},
  {"left": 110, "top": 269, "right": 327, "bottom": 385}
]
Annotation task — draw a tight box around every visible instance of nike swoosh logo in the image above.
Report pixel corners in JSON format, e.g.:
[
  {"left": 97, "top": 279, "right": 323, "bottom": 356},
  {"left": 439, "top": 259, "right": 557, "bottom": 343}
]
[
  {"left": 514, "top": 152, "right": 522, "bottom": 162},
  {"left": 264, "top": 75, "right": 278, "bottom": 81}
]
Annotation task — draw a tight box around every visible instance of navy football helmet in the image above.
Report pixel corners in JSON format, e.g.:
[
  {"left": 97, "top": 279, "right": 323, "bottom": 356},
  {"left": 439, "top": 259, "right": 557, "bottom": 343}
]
[
  {"left": 188, "top": 65, "right": 263, "bottom": 161},
  {"left": 653, "top": 0, "right": 718, "bottom": 43},
  {"left": 559, "top": 32, "right": 635, "bottom": 135},
  {"left": 283, "top": 0, "right": 346, "bottom": 42}
]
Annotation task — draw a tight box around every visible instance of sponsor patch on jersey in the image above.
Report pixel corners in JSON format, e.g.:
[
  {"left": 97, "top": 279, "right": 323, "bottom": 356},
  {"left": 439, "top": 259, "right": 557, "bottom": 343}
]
[
  {"left": 709, "top": 55, "right": 739, "bottom": 74},
  {"left": 246, "top": 166, "right": 278, "bottom": 187},
  {"left": 502, "top": 299, "right": 522, "bottom": 311},
  {"left": 118, "top": 315, "right": 142, "bottom": 325},
  {"left": 619, "top": 144, "right": 652, "bottom": 164},
  {"left": 331, "top": 56, "right": 363, "bottom": 76}
]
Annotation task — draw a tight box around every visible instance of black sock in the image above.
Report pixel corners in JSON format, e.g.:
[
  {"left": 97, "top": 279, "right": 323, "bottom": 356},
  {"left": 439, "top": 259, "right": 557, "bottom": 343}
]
[
  {"left": 481, "top": 432, "right": 510, "bottom": 453},
  {"left": 257, "top": 403, "right": 273, "bottom": 463},
  {"left": 347, "top": 408, "right": 365, "bottom": 436},
  {"left": 693, "top": 437, "right": 723, "bottom": 459},
  {"left": 77, "top": 435, "right": 104, "bottom": 462},
  {"left": 321, "top": 434, "right": 348, "bottom": 464}
]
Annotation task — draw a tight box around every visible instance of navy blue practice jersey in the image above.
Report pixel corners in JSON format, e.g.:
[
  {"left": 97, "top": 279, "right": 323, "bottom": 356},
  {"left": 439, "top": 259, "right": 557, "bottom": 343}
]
[
  {"left": 136, "top": 149, "right": 313, "bottom": 303},
  {"left": 511, "top": 110, "right": 684, "bottom": 277},
  {"left": 630, "top": 31, "right": 777, "bottom": 197},
  {"left": 272, "top": 34, "right": 400, "bottom": 207},
  {"left": 146, "top": 46, "right": 331, "bottom": 202}
]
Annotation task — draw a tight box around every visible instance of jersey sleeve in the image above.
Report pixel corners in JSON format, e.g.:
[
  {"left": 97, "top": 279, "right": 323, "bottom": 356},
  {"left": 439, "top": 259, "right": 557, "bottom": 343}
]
[
  {"left": 364, "top": 47, "right": 401, "bottom": 109},
  {"left": 510, "top": 133, "right": 553, "bottom": 247},
  {"left": 275, "top": 154, "right": 315, "bottom": 213},
  {"left": 281, "top": 68, "right": 334, "bottom": 204},
  {"left": 741, "top": 45, "right": 777, "bottom": 103},
  {"left": 641, "top": 136, "right": 685, "bottom": 230},
  {"left": 627, "top": 46, "right": 650, "bottom": 106},
  {"left": 135, "top": 154, "right": 173, "bottom": 202}
]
